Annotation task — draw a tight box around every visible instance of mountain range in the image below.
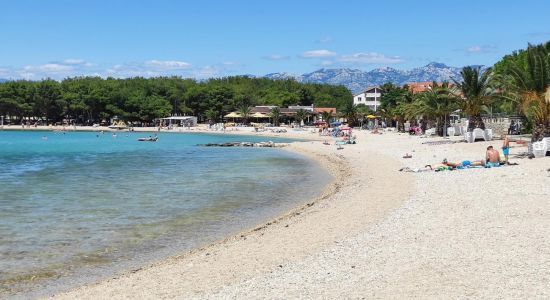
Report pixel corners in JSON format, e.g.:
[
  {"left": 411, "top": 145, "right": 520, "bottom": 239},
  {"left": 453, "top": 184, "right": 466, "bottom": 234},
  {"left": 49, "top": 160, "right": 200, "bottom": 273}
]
[
  {"left": 265, "top": 62, "right": 464, "bottom": 94},
  {"left": 1, "top": 62, "right": 466, "bottom": 94}
]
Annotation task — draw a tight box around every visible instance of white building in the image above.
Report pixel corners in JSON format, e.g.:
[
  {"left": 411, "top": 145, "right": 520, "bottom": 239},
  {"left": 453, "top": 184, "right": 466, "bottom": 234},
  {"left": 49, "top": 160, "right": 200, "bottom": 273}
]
[
  {"left": 287, "top": 105, "right": 315, "bottom": 112},
  {"left": 353, "top": 87, "right": 382, "bottom": 111}
]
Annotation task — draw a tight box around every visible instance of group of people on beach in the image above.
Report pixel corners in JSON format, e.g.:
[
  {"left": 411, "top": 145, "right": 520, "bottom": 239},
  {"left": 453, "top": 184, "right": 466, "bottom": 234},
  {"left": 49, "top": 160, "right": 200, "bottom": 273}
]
[{"left": 401, "top": 135, "right": 515, "bottom": 173}]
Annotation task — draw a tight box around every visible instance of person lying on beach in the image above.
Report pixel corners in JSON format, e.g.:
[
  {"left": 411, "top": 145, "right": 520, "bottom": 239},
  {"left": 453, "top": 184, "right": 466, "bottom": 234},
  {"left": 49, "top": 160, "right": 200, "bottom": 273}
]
[
  {"left": 485, "top": 146, "right": 501, "bottom": 167},
  {"left": 399, "top": 165, "right": 434, "bottom": 172},
  {"left": 441, "top": 158, "right": 485, "bottom": 169}
]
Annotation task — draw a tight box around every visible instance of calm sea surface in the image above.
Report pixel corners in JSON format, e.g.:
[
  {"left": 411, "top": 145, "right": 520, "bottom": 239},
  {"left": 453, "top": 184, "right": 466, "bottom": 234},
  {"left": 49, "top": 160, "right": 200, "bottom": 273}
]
[{"left": 0, "top": 131, "right": 330, "bottom": 297}]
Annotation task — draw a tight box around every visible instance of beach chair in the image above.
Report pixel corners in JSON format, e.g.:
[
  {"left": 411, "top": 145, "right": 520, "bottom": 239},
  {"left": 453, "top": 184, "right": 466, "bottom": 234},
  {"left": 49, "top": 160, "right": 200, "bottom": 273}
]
[
  {"left": 424, "top": 128, "right": 436, "bottom": 137},
  {"left": 472, "top": 128, "right": 486, "bottom": 141},
  {"left": 484, "top": 129, "right": 493, "bottom": 141},
  {"left": 447, "top": 127, "right": 455, "bottom": 136},
  {"left": 532, "top": 137, "right": 550, "bottom": 158},
  {"left": 453, "top": 124, "right": 462, "bottom": 135},
  {"left": 464, "top": 131, "right": 474, "bottom": 143}
]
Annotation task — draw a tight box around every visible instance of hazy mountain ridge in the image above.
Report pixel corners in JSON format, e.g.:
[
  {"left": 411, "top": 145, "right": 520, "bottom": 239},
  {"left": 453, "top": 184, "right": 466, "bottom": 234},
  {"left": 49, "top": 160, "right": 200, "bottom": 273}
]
[{"left": 265, "top": 62, "right": 464, "bottom": 94}]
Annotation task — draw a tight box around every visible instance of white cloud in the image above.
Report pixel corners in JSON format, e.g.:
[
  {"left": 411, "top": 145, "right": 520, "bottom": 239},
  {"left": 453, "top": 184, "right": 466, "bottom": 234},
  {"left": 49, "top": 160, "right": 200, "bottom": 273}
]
[
  {"left": 144, "top": 60, "right": 192, "bottom": 70},
  {"left": 466, "top": 46, "right": 482, "bottom": 53},
  {"left": 23, "top": 63, "right": 74, "bottom": 73},
  {"left": 319, "top": 60, "right": 334, "bottom": 66},
  {"left": 221, "top": 61, "right": 240, "bottom": 66},
  {"left": 0, "top": 67, "right": 12, "bottom": 77},
  {"left": 461, "top": 45, "right": 497, "bottom": 54},
  {"left": 105, "top": 60, "right": 238, "bottom": 79},
  {"left": 262, "top": 54, "right": 290, "bottom": 61},
  {"left": 301, "top": 49, "right": 337, "bottom": 58},
  {"left": 105, "top": 63, "right": 161, "bottom": 78},
  {"left": 338, "top": 52, "right": 404, "bottom": 64},
  {"left": 192, "top": 66, "right": 221, "bottom": 79},
  {"left": 62, "top": 59, "right": 87, "bottom": 65},
  {"left": 0, "top": 59, "right": 99, "bottom": 80},
  {"left": 1, "top": 58, "right": 241, "bottom": 80}
]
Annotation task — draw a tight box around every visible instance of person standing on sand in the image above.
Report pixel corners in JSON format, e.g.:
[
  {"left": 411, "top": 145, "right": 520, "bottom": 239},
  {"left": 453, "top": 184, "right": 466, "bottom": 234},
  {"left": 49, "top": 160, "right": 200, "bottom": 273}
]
[{"left": 502, "top": 135, "right": 510, "bottom": 164}]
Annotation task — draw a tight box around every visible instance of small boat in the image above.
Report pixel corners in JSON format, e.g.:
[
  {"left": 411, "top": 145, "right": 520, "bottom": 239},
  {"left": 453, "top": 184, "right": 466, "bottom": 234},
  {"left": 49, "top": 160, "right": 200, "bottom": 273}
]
[{"left": 137, "top": 136, "right": 159, "bottom": 142}]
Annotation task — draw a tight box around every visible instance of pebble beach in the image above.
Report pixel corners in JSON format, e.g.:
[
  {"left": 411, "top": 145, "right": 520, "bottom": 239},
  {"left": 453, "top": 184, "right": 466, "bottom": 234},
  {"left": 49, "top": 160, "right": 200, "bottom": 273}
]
[{"left": 41, "top": 128, "right": 550, "bottom": 299}]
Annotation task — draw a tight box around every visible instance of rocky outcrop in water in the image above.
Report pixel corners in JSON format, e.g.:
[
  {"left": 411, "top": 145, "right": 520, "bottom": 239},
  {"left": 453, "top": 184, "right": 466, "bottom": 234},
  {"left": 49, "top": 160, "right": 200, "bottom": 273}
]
[{"left": 198, "top": 141, "right": 286, "bottom": 148}]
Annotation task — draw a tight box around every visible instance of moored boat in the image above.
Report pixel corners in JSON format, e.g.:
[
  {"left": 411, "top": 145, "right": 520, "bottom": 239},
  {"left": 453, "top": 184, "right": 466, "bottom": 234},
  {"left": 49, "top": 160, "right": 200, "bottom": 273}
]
[{"left": 137, "top": 136, "right": 158, "bottom": 142}]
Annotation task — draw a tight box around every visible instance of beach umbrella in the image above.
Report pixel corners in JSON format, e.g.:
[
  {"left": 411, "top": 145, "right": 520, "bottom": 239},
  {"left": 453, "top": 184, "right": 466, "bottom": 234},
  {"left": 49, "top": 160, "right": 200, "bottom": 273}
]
[
  {"left": 250, "top": 112, "right": 268, "bottom": 118},
  {"left": 224, "top": 112, "right": 242, "bottom": 118},
  {"left": 250, "top": 112, "right": 269, "bottom": 124},
  {"left": 251, "top": 112, "right": 268, "bottom": 120},
  {"left": 367, "top": 115, "right": 377, "bottom": 119},
  {"left": 224, "top": 112, "right": 242, "bottom": 122}
]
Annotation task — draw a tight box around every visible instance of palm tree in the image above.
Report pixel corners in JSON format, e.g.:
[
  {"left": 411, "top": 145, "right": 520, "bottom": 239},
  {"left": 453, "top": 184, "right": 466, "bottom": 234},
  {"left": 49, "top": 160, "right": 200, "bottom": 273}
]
[
  {"left": 295, "top": 109, "right": 308, "bottom": 126},
  {"left": 454, "top": 66, "right": 494, "bottom": 131},
  {"left": 503, "top": 44, "right": 550, "bottom": 141},
  {"left": 238, "top": 105, "right": 251, "bottom": 125},
  {"left": 341, "top": 101, "right": 358, "bottom": 126},
  {"left": 414, "top": 82, "right": 459, "bottom": 136},
  {"left": 320, "top": 110, "right": 332, "bottom": 124},
  {"left": 270, "top": 107, "right": 281, "bottom": 126},
  {"left": 355, "top": 104, "right": 373, "bottom": 127}
]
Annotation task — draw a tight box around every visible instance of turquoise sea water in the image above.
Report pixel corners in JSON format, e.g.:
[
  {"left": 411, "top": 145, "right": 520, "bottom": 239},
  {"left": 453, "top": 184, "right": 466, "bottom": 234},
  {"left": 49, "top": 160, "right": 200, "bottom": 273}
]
[{"left": 0, "top": 131, "right": 330, "bottom": 297}]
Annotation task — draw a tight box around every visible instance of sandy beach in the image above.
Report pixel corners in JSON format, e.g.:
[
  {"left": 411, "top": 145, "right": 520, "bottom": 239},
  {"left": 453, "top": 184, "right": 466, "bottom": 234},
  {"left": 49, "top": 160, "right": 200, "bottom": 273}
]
[{"left": 40, "top": 128, "right": 550, "bottom": 299}]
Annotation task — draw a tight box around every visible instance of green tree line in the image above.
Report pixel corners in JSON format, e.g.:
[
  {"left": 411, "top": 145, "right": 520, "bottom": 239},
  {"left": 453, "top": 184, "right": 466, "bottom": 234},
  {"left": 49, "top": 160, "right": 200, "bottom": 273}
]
[{"left": 0, "top": 76, "right": 352, "bottom": 125}]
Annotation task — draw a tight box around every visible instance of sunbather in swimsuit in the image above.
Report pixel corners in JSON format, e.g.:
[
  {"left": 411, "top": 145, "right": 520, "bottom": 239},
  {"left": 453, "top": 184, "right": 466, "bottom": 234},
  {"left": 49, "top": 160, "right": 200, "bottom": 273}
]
[
  {"left": 485, "top": 161, "right": 500, "bottom": 168},
  {"left": 486, "top": 145, "right": 501, "bottom": 167}
]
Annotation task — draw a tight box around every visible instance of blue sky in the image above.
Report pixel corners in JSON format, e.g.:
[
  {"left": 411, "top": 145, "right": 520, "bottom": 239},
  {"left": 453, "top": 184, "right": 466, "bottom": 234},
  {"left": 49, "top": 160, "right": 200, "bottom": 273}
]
[{"left": 1, "top": 0, "right": 549, "bottom": 80}]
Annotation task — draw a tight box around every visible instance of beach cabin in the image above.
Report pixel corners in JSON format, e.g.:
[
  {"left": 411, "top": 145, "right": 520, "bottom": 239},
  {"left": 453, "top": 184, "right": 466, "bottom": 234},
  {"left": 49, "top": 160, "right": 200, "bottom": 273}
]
[{"left": 160, "top": 116, "right": 197, "bottom": 127}]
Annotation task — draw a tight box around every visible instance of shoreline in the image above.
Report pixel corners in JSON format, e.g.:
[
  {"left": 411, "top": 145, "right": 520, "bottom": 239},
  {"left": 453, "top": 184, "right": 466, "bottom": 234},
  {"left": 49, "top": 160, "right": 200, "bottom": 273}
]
[
  {"left": 19, "top": 129, "right": 549, "bottom": 298},
  {"left": 46, "top": 131, "right": 415, "bottom": 299},
  {"left": 1, "top": 132, "right": 332, "bottom": 299},
  {"left": 0, "top": 124, "right": 328, "bottom": 144}
]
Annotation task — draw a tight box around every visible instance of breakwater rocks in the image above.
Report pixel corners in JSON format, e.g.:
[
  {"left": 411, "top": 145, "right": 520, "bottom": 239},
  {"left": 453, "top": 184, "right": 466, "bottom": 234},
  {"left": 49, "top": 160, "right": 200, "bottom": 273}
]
[{"left": 198, "top": 141, "right": 287, "bottom": 148}]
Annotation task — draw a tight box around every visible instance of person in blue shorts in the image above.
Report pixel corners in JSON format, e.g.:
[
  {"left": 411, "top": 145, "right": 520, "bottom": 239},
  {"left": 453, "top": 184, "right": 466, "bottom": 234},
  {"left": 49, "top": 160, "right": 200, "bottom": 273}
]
[
  {"left": 441, "top": 158, "right": 484, "bottom": 169},
  {"left": 485, "top": 145, "right": 501, "bottom": 167},
  {"left": 502, "top": 135, "right": 510, "bottom": 164}
]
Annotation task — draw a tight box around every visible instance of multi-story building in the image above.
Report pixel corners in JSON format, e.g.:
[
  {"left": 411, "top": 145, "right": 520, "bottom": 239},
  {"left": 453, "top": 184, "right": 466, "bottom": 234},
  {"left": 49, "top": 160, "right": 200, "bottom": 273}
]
[{"left": 353, "top": 87, "right": 382, "bottom": 111}]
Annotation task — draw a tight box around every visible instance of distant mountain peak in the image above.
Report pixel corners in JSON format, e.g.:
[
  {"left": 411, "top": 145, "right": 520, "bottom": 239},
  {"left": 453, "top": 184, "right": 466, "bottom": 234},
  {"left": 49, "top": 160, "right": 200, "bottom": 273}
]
[
  {"left": 264, "top": 62, "right": 466, "bottom": 94},
  {"left": 373, "top": 66, "right": 396, "bottom": 71},
  {"left": 424, "top": 62, "right": 449, "bottom": 68}
]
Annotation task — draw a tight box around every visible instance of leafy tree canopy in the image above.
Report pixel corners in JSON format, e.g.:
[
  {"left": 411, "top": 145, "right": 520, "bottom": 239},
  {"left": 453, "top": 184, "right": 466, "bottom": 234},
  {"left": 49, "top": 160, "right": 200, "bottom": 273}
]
[{"left": 0, "top": 76, "right": 352, "bottom": 124}]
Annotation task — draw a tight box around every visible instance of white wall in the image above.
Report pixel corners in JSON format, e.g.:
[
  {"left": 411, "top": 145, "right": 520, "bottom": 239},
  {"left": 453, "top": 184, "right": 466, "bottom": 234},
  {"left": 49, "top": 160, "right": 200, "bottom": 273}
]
[{"left": 353, "top": 88, "right": 381, "bottom": 111}]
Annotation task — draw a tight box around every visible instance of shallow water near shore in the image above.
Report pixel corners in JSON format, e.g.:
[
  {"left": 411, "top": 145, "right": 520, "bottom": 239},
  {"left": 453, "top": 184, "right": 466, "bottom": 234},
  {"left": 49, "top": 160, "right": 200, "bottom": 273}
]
[{"left": 0, "top": 131, "right": 330, "bottom": 298}]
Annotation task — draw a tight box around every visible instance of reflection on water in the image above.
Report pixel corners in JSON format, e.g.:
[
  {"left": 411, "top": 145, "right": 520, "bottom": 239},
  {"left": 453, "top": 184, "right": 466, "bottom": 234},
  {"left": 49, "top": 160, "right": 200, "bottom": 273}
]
[{"left": 0, "top": 131, "right": 330, "bottom": 297}]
